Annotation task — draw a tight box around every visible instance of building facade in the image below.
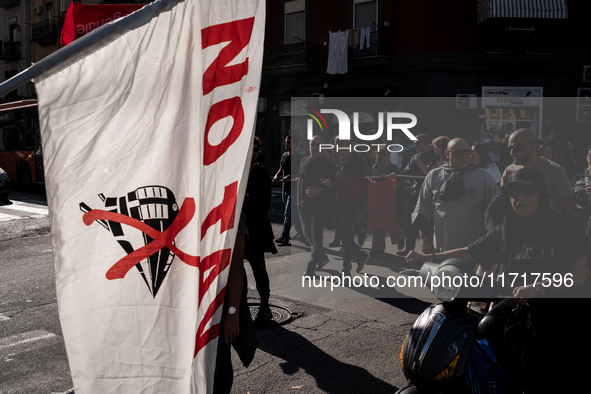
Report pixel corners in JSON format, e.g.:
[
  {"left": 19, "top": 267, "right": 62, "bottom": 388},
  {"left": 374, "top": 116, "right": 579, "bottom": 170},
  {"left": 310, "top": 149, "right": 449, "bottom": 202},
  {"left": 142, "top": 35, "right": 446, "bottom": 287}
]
[{"left": 258, "top": 0, "right": 591, "bottom": 172}]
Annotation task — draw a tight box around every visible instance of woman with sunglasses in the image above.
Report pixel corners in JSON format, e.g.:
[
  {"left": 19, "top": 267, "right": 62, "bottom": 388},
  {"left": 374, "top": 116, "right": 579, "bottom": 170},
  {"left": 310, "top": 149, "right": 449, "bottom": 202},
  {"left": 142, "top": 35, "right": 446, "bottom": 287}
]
[
  {"left": 407, "top": 167, "right": 589, "bottom": 392},
  {"left": 371, "top": 148, "right": 398, "bottom": 178}
]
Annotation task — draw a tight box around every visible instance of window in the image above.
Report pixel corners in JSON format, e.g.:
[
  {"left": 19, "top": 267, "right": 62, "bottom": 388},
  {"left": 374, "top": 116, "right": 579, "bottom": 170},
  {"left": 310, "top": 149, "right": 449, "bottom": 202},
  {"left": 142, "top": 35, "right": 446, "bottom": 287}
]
[
  {"left": 284, "top": 0, "right": 305, "bottom": 45},
  {"left": 354, "top": 0, "right": 377, "bottom": 30}
]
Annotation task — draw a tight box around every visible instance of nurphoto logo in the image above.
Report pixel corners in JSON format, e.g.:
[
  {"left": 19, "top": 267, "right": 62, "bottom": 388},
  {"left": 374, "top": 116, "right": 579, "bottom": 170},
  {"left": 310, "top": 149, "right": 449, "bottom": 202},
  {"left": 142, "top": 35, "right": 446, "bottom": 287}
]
[{"left": 305, "top": 108, "right": 418, "bottom": 153}]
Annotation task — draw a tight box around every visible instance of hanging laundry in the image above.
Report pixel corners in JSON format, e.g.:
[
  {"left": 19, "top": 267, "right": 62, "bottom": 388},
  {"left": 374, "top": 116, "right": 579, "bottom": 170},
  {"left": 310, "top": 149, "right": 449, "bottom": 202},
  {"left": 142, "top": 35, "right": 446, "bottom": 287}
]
[
  {"left": 360, "top": 26, "right": 371, "bottom": 50},
  {"left": 349, "top": 28, "right": 360, "bottom": 49},
  {"left": 327, "top": 29, "right": 349, "bottom": 75}
]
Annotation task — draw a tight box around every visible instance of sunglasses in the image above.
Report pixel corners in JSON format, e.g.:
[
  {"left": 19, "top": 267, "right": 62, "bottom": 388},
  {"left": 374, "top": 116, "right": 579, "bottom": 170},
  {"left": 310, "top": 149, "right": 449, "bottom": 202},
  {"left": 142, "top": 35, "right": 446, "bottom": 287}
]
[
  {"left": 448, "top": 149, "right": 472, "bottom": 157},
  {"left": 508, "top": 185, "right": 536, "bottom": 199},
  {"left": 506, "top": 142, "right": 532, "bottom": 154}
]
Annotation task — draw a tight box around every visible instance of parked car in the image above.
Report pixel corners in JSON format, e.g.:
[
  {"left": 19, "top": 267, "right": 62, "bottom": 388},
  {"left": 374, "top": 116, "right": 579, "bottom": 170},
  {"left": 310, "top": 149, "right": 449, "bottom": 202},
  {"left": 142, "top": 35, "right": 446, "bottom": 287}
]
[{"left": 0, "top": 167, "right": 9, "bottom": 202}]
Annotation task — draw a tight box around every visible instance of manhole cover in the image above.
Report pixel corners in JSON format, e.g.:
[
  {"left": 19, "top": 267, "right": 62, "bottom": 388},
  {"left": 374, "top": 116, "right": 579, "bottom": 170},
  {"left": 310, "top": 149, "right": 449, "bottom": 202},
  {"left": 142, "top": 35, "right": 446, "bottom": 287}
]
[{"left": 248, "top": 303, "right": 297, "bottom": 328}]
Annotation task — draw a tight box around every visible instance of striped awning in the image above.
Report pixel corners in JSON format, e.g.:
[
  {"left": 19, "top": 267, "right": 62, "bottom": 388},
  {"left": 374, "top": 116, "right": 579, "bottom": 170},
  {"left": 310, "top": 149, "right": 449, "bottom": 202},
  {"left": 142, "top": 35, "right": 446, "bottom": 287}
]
[{"left": 477, "top": 0, "right": 568, "bottom": 23}]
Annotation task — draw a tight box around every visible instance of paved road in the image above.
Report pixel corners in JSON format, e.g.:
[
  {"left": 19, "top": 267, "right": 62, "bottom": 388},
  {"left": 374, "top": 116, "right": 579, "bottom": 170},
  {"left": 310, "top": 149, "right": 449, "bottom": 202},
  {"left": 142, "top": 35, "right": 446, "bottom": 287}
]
[{"left": 0, "top": 186, "right": 431, "bottom": 393}]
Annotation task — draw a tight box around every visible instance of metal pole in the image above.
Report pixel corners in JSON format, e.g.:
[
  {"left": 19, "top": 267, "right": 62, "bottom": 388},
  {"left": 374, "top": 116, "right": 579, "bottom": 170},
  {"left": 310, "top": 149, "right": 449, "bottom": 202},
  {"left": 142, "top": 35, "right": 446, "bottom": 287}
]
[{"left": 0, "top": 0, "right": 181, "bottom": 98}]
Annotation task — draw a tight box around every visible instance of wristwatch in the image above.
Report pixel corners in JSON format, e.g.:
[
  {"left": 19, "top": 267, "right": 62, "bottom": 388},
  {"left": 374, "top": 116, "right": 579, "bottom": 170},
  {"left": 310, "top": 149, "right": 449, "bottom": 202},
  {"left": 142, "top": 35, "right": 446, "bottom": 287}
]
[{"left": 227, "top": 306, "right": 238, "bottom": 315}]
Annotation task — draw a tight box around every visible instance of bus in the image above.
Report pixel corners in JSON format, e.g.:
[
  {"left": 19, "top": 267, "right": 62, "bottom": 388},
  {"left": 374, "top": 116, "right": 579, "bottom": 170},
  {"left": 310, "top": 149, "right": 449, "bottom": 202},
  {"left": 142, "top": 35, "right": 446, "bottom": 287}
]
[{"left": 0, "top": 100, "right": 43, "bottom": 190}]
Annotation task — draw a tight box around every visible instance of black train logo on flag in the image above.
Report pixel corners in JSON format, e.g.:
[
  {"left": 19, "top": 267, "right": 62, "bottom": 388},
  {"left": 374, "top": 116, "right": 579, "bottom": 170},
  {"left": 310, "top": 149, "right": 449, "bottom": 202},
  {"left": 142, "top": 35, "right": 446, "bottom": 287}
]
[{"left": 80, "top": 186, "right": 179, "bottom": 297}]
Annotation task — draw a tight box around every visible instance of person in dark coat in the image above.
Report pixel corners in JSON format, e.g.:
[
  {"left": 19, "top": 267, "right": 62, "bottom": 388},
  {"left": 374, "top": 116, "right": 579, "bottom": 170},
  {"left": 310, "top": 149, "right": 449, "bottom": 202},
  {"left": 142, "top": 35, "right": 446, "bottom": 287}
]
[{"left": 242, "top": 136, "right": 277, "bottom": 325}]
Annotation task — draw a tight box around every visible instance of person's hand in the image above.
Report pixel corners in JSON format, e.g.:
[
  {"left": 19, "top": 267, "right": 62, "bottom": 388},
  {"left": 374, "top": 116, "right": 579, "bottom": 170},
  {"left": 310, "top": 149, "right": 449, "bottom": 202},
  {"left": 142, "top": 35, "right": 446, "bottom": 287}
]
[
  {"left": 224, "top": 314, "right": 240, "bottom": 343},
  {"left": 272, "top": 176, "right": 280, "bottom": 183},
  {"left": 512, "top": 286, "right": 536, "bottom": 305},
  {"left": 389, "top": 172, "right": 398, "bottom": 178},
  {"left": 585, "top": 185, "right": 591, "bottom": 196},
  {"left": 321, "top": 178, "right": 332, "bottom": 187},
  {"left": 413, "top": 156, "right": 422, "bottom": 164},
  {"left": 335, "top": 171, "right": 344, "bottom": 181},
  {"left": 406, "top": 250, "right": 428, "bottom": 265},
  {"left": 283, "top": 175, "right": 291, "bottom": 183},
  {"left": 306, "top": 186, "right": 320, "bottom": 197}
]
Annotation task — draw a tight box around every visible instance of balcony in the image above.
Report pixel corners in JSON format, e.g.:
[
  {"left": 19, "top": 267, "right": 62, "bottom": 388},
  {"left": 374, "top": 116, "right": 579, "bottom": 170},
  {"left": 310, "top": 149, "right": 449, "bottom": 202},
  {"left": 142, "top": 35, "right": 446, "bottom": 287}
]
[
  {"left": 32, "top": 20, "right": 61, "bottom": 47},
  {"left": 352, "top": 31, "right": 391, "bottom": 59},
  {"left": 263, "top": 42, "right": 316, "bottom": 72},
  {"left": 0, "top": 41, "right": 20, "bottom": 61},
  {"left": 0, "top": 0, "right": 20, "bottom": 8}
]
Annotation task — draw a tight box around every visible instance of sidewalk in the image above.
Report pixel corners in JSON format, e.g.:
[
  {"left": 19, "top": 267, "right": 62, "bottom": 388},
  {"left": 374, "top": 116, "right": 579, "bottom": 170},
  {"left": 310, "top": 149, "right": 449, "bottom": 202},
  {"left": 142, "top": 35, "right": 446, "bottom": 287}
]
[{"left": 235, "top": 249, "right": 432, "bottom": 394}]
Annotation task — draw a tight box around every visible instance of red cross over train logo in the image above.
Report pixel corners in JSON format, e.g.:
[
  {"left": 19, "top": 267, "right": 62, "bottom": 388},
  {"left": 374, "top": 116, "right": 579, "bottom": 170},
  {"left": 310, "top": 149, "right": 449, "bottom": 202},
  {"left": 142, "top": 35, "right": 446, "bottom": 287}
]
[{"left": 80, "top": 185, "right": 190, "bottom": 297}]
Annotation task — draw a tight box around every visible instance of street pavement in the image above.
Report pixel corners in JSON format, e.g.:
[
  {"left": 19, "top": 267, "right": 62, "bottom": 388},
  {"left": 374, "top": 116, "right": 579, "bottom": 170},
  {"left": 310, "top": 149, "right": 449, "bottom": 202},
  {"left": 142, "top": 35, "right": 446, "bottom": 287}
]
[{"left": 0, "top": 186, "right": 433, "bottom": 393}]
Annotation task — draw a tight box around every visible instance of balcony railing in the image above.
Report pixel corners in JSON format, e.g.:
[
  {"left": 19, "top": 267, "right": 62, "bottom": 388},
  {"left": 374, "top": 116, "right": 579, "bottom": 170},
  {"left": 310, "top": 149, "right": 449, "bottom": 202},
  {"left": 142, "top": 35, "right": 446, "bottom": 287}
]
[
  {"left": 32, "top": 20, "right": 61, "bottom": 47},
  {"left": 352, "top": 31, "right": 391, "bottom": 59},
  {"left": 0, "top": 41, "right": 21, "bottom": 61},
  {"left": 263, "top": 41, "right": 315, "bottom": 69},
  {"left": 0, "top": 0, "right": 20, "bottom": 9}
]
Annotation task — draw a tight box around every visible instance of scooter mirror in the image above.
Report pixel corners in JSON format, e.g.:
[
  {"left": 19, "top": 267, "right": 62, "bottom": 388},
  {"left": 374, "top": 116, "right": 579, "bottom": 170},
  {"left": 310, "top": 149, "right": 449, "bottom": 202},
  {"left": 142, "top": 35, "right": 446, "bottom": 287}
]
[{"left": 432, "top": 259, "right": 478, "bottom": 302}]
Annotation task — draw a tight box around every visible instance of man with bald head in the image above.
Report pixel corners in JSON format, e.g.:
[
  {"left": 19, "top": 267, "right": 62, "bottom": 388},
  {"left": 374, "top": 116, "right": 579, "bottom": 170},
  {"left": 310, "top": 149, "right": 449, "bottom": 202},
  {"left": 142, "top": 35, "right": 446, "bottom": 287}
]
[
  {"left": 412, "top": 138, "right": 498, "bottom": 252},
  {"left": 503, "top": 128, "right": 573, "bottom": 214}
]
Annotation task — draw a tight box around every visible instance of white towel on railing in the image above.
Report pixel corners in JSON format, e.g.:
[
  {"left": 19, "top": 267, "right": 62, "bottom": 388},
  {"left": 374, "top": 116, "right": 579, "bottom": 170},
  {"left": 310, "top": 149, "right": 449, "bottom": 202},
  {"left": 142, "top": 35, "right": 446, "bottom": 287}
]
[{"left": 327, "top": 30, "right": 349, "bottom": 75}]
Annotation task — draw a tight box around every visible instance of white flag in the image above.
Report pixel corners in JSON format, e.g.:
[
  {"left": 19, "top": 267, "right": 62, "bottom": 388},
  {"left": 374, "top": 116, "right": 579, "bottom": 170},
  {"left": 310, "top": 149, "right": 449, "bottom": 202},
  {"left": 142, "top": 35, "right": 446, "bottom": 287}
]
[{"left": 34, "top": 0, "right": 264, "bottom": 392}]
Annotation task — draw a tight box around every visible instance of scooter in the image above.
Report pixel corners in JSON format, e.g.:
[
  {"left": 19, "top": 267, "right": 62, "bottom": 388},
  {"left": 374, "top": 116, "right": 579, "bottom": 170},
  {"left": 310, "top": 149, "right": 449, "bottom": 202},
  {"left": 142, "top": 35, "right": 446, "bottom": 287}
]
[{"left": 396, "top": 259, "right": 513, "bottom": 394}]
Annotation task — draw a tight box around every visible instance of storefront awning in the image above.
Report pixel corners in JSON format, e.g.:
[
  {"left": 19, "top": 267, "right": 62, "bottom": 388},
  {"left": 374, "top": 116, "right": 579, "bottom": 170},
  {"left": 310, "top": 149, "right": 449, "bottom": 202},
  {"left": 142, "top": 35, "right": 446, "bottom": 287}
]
[{"left": 477, "top": 0, "right": 568, "bottom": 24}]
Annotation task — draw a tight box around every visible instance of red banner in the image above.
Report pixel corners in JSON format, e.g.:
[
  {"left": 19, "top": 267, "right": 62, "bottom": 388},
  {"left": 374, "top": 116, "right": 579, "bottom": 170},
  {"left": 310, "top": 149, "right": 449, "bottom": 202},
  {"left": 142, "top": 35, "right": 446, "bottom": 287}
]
[{"left": 60, "top": 3, "right": 145, "bottom": 46}]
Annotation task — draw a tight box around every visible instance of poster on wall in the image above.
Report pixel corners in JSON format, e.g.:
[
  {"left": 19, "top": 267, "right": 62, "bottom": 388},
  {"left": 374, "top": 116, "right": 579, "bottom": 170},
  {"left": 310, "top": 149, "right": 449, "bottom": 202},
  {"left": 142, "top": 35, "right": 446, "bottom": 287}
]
[{"left": 481, "top": 87, "right": 543, "bottom": 142}]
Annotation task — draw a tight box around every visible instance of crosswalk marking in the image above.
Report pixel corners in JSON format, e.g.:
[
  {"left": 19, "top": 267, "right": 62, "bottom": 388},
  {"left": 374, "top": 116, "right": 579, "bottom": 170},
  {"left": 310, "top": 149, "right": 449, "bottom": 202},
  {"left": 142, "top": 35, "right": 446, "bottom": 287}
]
[
  {"left": 3, "top": 201, "right": 49, "bottom": 216},
  {"left": 0, "top": 212, "right": 24, "bottom": 222},
  {"left": 0, "top": 330, "right": 59, "bottom": 358},
  {"left": 0, "top": 200, "right": 49, "bottom": 222}
]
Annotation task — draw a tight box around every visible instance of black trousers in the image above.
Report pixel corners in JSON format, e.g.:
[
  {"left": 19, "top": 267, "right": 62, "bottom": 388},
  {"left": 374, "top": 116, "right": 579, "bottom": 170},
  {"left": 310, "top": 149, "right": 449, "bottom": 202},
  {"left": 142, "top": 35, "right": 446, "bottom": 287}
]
[{"left": 245, "top": 256, "right": 270, "bottom": 307}]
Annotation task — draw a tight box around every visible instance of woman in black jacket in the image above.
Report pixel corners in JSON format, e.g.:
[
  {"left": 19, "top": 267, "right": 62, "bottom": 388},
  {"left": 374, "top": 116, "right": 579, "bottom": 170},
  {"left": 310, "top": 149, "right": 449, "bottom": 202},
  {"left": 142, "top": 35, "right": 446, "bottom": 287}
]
[{"left": 407, "top": 168, "right": 589, "bottom": 393}]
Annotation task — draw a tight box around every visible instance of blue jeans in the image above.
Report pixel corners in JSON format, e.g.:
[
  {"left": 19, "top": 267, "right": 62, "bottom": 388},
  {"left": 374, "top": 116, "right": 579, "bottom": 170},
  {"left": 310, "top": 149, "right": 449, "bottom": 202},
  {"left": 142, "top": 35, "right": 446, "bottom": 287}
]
[
  {"left": 299, "top": 204, "right": 327, "bottom": 269},
  {"left": 281, "top": 189, "right": 302, "bottom": 239},
  {"left": 339, "top": 208, "right": 365, "bottom": 272}
]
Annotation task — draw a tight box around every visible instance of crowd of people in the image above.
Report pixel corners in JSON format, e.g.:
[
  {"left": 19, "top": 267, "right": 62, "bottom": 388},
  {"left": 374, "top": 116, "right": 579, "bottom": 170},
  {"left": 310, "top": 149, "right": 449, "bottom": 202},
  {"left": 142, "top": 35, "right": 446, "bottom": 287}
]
[{"left": 217, "top": 128, "right": 590, "bottom": 393}]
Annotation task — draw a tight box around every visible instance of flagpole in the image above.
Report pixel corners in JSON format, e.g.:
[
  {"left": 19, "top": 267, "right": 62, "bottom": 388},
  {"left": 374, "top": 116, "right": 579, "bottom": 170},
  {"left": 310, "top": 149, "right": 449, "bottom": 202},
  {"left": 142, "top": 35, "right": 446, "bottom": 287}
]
[{"left": 0, "top": 0, "right": 178, "bottom": 98}]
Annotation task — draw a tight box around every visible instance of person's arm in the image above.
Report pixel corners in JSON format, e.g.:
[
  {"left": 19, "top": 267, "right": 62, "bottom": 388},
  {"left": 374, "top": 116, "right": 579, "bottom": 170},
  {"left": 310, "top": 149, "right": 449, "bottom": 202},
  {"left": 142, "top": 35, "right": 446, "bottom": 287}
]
[
  {"left": 272, "top": 155, "right": 284, "bottom": 183},
  {"left": 414, "top": 156, "right": 430, "bottom": 175},
  {"left": 272, "top": 166, "right": 282, "bottom": 183},
  {"left": 512, "top": 256, "right": 587, "bottom": 304},
  {"left": 223, "top": 233, "right": 245, "bottom": 343},
  {"left": 406, "top": 247, "right": 476, "bottom": 265},
  {"left": 558, "top": 195, "right": 575, "bottom": 216}
]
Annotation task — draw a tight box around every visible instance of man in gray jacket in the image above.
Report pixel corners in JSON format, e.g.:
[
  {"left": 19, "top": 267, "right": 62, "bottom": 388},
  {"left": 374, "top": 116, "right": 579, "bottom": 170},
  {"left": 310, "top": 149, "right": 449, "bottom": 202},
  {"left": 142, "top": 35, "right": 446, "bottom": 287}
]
[{"left": 413, "top": 138, "right": 498, "bottom": 253}]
